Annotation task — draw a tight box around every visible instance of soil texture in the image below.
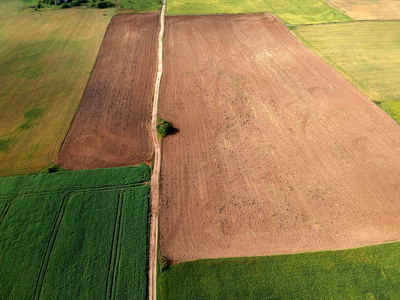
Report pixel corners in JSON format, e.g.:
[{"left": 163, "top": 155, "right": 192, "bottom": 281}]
[
  {"left": 58, "top": 13, "right": 158, "bottom": 170},
  {"left": 159, "top": 14, "right": 400, "bottom": 262}
]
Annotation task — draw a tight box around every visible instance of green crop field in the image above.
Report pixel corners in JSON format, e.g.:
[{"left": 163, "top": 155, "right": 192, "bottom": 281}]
[
  {"left": 294, "top": 21, "right": 400, "bottom": 123},
  {"left": 0, "top": 0, "right": 113, "bottom": 177},
  {"left": 167, "top": 0, "right": 352, "bottom": 24},
  {"left": 0, "top": 165, "right": 150, "bottom": 299},
  {"left": 159, "top": 242, "right": 400, "bottom": 299}
]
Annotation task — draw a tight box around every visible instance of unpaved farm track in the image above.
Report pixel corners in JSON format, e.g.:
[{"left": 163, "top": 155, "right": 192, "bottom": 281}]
[
  {"left": 58, "top": 14, "right": 158, "bottom": 170},
  {"left": 159, "top": 14, "right": 400, "bottom": 262}
]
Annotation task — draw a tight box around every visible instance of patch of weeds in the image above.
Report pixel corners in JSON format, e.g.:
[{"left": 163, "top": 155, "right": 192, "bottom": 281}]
[
  {"left": 287, "top": 24, "right": 299, "bottom": 30},
  {"left": 19, "top": 107, "right": 45, "bottom": 130},
  {"left": 39, "top": 163, "right": 65, "bottom": 173},
  {"left": 19, "top": 122, "right": 32, "bottom": 130},
  {"left": 156, "top": 115, "right": 173, "bottom": 140},
  {"left": 161, "top": 256, "right": 172, "bottom": 272},
  {"left": 24, "top": 107, "right": 45, "bottom": 120},
  {"left": 19, "top": 65, "right": 42, "bottom": 79},
  {"left": 0, "top": 139, "right": 10, "bottom": 152}
]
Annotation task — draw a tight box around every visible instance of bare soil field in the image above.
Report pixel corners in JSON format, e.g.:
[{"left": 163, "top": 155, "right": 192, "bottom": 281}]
[
  {"left": 323, "top": 0, "right": 400, "bottom": 20},
  {"left": 58, "top": 13, "right": 158, "bottom": 170},
  {"left": 159, "top": 14, "right": 400, "bottom": 263}
]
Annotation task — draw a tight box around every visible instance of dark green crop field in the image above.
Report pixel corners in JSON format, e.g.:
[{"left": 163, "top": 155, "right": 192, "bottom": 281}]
[
  {"left": 159, "top": 242, "right": 400, "bottom": 299},
  {"left": 0, "top": 165, "right": 150, "bottom": 299}
]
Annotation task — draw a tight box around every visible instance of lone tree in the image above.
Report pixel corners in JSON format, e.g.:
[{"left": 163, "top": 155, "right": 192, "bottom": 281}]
[{"left": 156, "top": 115, "right": 173, "bottom": 140}]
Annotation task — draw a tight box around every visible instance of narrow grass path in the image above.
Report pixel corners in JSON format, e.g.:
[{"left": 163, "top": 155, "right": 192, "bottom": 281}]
[{"left": 149, "top": 1, "right": 166, "bottom": 299}]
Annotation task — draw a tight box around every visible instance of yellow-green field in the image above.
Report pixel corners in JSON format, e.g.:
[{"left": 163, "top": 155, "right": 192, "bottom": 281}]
[
  {"left": 0, "top": 1, "right": 113, "bottom": 177},
  {"left": 294, "top": 21, "right": 400, "bottom": 122},
  {"left": 323, "top": 0, "right": 400, "bottom": 20},
  {"left": 167, "top": 0, "right": 352, "bottom": 24}
]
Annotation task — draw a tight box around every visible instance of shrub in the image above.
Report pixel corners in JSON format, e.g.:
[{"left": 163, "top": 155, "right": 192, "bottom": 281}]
[
  {"left": 156, "top": 115, "right": 173, "bottom": 139},
  {"left": 95, "top": 1, "right": 113, "bottom": 8},
  {"left": 60, "top": 3, "right": 69, "bottom": 8}
]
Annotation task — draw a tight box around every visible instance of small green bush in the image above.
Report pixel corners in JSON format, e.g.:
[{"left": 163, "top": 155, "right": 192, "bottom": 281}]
[
  {"left": 156, "top": 115, "right": 173, "bottom": 139},
  {"left": 60, "top": 2, "right": 69, "bottom": 8}
]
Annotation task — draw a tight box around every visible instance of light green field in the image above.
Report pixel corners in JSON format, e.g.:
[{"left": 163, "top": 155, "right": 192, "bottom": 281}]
[
  {"left": 0, "top": 165, "right": 150, "bottom": 299},
  {"left": 167, "top": 0, "right": 352, "bottom": 24},
  {"left": 0, "top": 1, "right": 113, "bottom": 177},
  {"left": 159, "top": 242, "right": 400, "bottom": 299},
  {"left": 294, "top": 21, "right": 400, "bottom": 122}
]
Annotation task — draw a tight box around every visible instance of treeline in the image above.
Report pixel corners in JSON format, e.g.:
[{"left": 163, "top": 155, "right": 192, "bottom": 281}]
[{"left": 35, "top": 0, "right": 114, "bottom": 9}]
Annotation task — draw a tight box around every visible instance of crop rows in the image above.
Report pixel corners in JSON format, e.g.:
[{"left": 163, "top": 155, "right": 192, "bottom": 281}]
[{"left": 0, "top": 166, "right": 150, "bottom": 299}]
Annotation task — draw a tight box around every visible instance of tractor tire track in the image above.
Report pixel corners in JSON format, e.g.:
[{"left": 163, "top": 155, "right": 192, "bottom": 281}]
[
  {"left": 105, "top": 190, "right": 124, "bottom": 300},
  {"left": 0, "top": 200, "right": 12, "bottom": 226},
  {"left": 32, "top": 192, "right": 72, "bottom": 300}
]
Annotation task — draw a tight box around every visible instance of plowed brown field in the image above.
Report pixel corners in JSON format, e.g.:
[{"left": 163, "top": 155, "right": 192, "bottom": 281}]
[
  {"left": 159, "top": 14, "right": 400, "bottom": 262},
  {"left": 58, "top": 13, "right": 158, "bottom": 170}
]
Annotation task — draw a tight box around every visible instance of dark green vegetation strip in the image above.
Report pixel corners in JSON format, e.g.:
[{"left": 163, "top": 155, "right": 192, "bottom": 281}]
[
  {"left": 0, "top": 165, "right": 150, "bottom": 299},
  {"left": 159, "top": 242, "right": 400, "bottom": 299}
]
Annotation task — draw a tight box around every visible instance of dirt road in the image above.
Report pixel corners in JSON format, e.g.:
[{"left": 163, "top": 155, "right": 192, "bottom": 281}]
[{"left": 148, "top": 1, "right": 166, "bottom": 299}]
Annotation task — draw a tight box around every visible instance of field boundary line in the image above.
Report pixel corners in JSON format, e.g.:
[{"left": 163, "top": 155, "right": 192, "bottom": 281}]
[
  {"left": 105, "top": 190, "right": 124, "bottom": 300},
  {"left": 149, "top": 1, "right": 166, "bottom": 299},
  {"left": 32, "top": 192, "right": 71, "bottom": 300},
  {"left": 289, "top": 19, "right": 400, "bottom": 28},
  {"left": 0, "top": 181, "right": 148, "bottom": 199}
]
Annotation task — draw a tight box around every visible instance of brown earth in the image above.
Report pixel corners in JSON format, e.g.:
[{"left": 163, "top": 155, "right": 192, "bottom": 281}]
[
  {"left": 159, "top": 14, "right": 400, "bottom": 263},
  {"left": 323, "top": 0, "right": 400, "bottom": 20},
  {"left": 58, "top": 13, "right": 158, "bottom": 170}
]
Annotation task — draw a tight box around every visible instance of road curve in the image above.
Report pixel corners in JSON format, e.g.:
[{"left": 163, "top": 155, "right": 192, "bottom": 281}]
[{"left": 148, "top": 1, "right": 166, "bottom": 299}]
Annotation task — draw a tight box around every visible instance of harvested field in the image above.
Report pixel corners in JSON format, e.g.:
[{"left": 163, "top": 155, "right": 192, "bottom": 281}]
[
  {"left": 323, "top": 0, "right": 400, "bottom": 20},
  {"left": 58, "top": 13, "right": 158, "bottom": 170},
  {"left": 0, "top": 2, "right": 113, "bottom": 177},
  {"left": 159, "top": 14, "right": 400, "bottom": 263}
]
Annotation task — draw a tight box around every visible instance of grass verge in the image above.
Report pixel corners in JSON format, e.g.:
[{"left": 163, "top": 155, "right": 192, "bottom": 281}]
[{"left": 159, "top": 242, "right": 400, "bottom": 299}]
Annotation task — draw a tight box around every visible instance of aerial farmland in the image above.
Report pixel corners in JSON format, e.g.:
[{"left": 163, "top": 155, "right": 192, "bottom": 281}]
[{"left": 1, "top": 0, "right": 400, "bottom": 299}]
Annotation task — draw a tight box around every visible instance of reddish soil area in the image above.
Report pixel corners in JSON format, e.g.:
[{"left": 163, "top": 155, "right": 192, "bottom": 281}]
[
  {"left": 58, "top": 13, "right": 158, "bottom": 170},
  {"left": 159, "top": 14, "right": 400, "bottom": 262}
]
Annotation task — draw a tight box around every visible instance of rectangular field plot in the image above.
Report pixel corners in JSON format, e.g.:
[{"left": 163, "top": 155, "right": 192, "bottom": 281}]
[
  {"left": 323, "top": 0, "right": 400, "bottom": 20},
  {"left": 294, "top": 22, "right": 400, "bottom": 122},
  {"left": 0, "top": 165, "right": 150, "bottom": 299},
  {"left": 159, "top": 242, "right": 400, "bottom": 299},
  {"left": 58, "top": 13, "right": 159, "bottom": 170},
  {"left": 167, "top": 0, "right": 351, "bottom": 24},
  {"left": 159, "top": 14, "right": 400, "bottom": 262},
  {"left": 0, "top": 3, "right": 113, "bottom": 177}
]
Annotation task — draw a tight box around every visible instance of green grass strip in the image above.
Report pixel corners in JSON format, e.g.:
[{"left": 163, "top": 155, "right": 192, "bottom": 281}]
[{"left": 159, "top": 242, "right": 400, "bottom": 299}]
